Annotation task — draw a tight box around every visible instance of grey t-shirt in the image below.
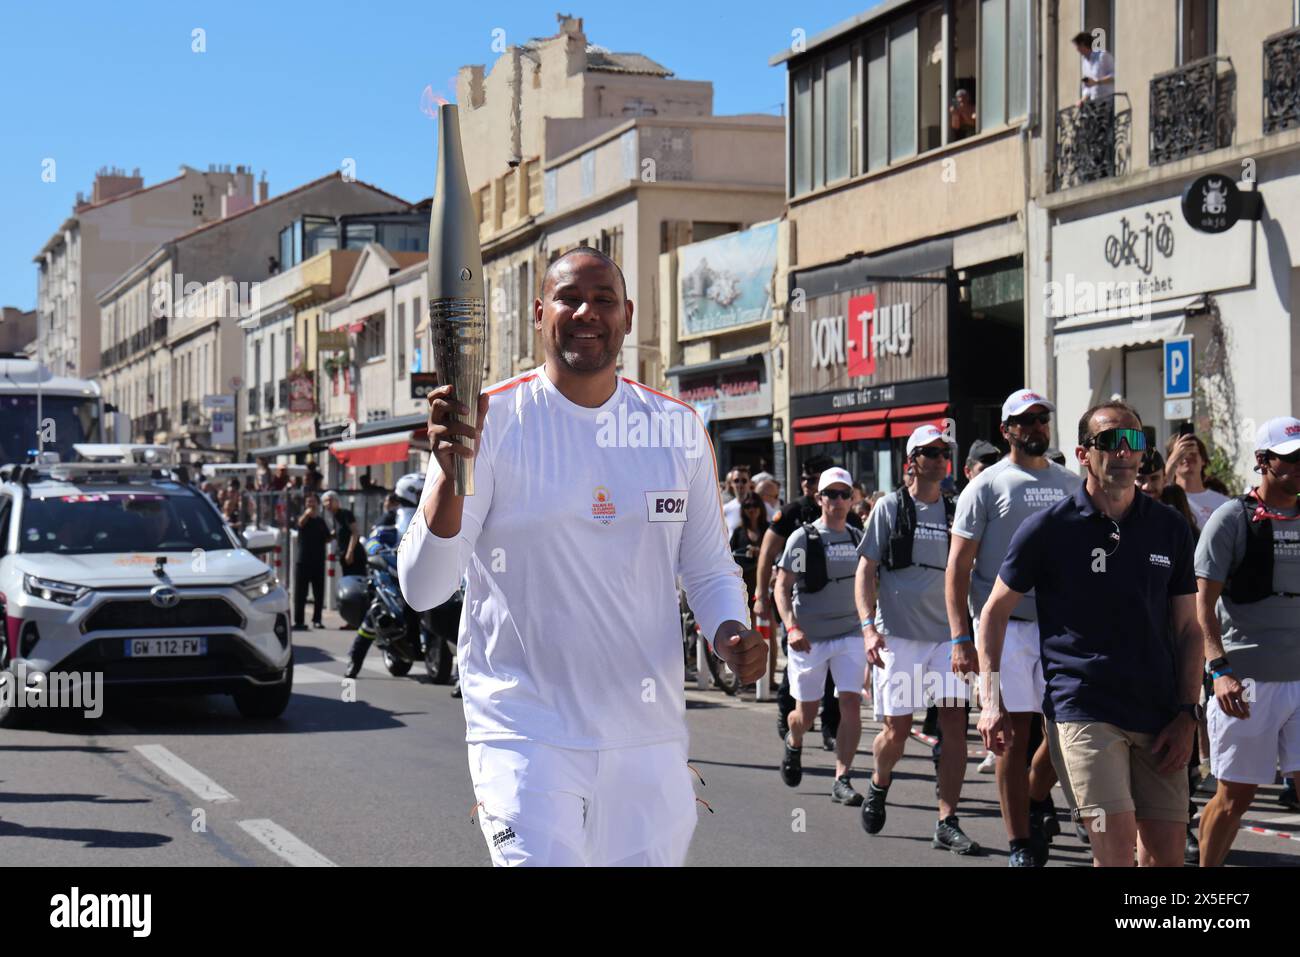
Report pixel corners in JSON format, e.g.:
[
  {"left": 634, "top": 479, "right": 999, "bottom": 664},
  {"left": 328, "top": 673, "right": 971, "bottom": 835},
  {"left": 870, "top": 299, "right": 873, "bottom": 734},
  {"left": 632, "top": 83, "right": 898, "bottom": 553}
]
[
  {"left": 859, "top": 491, "right": 950, "bottom": 643},
  {"left": 778, "top": 519, "right": 861, "bottom": 642},
  {"left": 1195, "top": 496, "right": 1300, "bottom": 682},
  {"left": 1187, "top": 488, "right": 1231, "bottom": 530},
  {"left": 952, "top": 458, "right": 1082, "bottom": 620}
]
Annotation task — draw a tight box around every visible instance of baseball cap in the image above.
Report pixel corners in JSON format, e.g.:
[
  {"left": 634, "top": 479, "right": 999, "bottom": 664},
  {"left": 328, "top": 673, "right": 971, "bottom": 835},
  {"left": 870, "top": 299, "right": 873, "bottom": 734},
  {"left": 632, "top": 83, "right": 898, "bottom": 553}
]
[
  {"left": 751, "top": 471, "right": 775, "bottom": 485},
  {"left": 816, "top": 466, "right": 853, "bottom": 494},
  {"left": 1001, "top": 388, "right": 1056, "bottom": 421},
  {"left": 906, "top": 424, "right": 947, "bottom": 456},
  {"left": 966, "top": 438, "right": 1001, "bottom": 464},
  {"left": 1138, "top": 449, "right": 1165, "bottom": 475},
  {"left": 1256, "top": 416, "right": 1300, "bottom": 455}
]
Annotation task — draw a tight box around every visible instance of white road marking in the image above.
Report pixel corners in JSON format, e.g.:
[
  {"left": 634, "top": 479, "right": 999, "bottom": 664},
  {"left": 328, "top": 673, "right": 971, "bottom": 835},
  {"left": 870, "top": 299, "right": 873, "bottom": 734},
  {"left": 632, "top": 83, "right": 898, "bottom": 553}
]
[
  {"left": 134, "top": 744, "right": 237, "bottom": 803},
  {"left": 238, "top": 819, "right": 337, "bottom": 866},
  {"left": 295, "top": 664, "right": 344, "bottom": 684}
]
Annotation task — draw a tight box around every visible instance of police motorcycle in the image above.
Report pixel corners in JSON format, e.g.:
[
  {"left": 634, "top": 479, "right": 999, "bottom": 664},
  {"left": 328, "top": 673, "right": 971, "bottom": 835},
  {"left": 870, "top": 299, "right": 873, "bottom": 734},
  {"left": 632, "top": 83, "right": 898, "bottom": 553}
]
[{"left": 337, "top": 474, "right": 459, "bottom": 683}]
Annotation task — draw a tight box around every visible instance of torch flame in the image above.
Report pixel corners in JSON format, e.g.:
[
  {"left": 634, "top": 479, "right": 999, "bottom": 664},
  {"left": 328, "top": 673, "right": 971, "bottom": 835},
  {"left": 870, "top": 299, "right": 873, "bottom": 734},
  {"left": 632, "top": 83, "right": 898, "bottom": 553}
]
[{"left": 420, "top": 85, "right": 451, "bottom": 118}]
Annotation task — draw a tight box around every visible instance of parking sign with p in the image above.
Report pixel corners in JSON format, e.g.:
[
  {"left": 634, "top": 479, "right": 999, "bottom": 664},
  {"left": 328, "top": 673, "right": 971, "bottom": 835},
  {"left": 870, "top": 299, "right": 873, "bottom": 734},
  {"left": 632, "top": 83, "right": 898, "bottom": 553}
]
[{"left": 1164, "top": 337, "right": 1193, "bottom": 399}]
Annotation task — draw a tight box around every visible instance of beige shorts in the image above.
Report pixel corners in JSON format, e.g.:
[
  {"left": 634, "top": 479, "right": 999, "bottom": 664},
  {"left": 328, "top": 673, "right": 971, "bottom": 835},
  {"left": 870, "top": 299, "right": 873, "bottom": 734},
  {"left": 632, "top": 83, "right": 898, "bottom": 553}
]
[{"left": 1055, "top": 720, "right": 1189, "bottom": 824}]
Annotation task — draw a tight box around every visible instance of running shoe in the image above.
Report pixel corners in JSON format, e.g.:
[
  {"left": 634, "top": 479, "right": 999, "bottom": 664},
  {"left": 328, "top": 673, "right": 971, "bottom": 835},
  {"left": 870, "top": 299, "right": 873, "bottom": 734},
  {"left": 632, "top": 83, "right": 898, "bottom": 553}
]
[
  {"left": 1008, "top": 842, "right": 1036, "bottom": 867},
  {"left": 777, "top": 711, "right": 790, "bottom": 742},
  {"left": 780, "top": 739, "right": 803, "bottom": 788},
  {"left": 1184, "top": 825, "right": 1200, "bottom": 866},
  {"left": 1280, "top": 779, "right": 1300, "bottom": 812},
  {"left": 977, "top": 752, "right": 996, "bottom": 774},
  {"left": 860, "top": 780, "right": 888, "bottom": 834},
  {"left": 1030, "top": 797, "right": 1061, "bottom": 840},
  {"left": 831, "top": 775, "right": 863, "bottom": 806},
  {"left": 822, "top": 729, "right": 837, "bottom": 752},
  {"left": 933, "top": 815, "right": 981, "bottom": 855}
]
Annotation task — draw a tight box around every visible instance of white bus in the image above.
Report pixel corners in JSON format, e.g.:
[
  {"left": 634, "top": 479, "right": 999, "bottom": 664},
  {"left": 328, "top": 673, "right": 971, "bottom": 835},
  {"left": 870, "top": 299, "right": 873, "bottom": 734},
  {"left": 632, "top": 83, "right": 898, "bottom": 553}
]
[{"left": 0, "top": 354, "right": 121, "bottom": 465}]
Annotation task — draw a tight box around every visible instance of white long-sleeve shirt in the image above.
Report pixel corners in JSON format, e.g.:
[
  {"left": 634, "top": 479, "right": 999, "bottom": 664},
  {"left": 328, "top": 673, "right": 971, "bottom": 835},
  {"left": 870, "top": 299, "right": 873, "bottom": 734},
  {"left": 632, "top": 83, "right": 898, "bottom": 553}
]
[{"left": 398, "top": 366, "right": 749, "bottom": 750}]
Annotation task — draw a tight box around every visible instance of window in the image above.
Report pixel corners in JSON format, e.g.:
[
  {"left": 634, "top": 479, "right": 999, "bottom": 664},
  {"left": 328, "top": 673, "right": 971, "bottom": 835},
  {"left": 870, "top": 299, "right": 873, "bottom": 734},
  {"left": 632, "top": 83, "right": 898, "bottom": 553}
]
[
  {"left": 812, "top": 60, "right": 825, "bottom": 189},
  {"left": 376, "top": 223, "right": 426, "bottom": 252},
  {"left": 825, "top": 46, "right": 851, "bottom": 182},
  {"left": 303, "top": 216, "right": 338, "bottom": 257},
  {"left": 344, "top": 223, "right": 377, "bottom": 248},
  {"left": 866, "top": 32, "right": 888, "bottom": 170},
  {"left": 918, "top": 6, "right": 944, "bottom": 151},
  {"left": 1082, "top": 0, "right": 1113, "bottom": 58},
  {"left": 889, "top": 16, "right": 918, "bottom": 162},
  {"left": 279, "top": 225, "right": 295, "bottom": 269},
  {"left": 981, "top": 0, "right": 1007, "bottom": 128},
  {"left": 1007, "top": 0, "right": 1029, "bottom": 121},
  {"left": 517, "top": 262, "right": 532, "bottom": 361},
  {"left": 951, "top": 0, "right": 978, "bottom": 140},
  {"left": 397, "top": 302, "right": 407, "bottom": 379},
  {"left": 1178, "top": 0, "right": 1215, "bottom": 63},
  {"left": 792, "top": 66, "right": 813, "bottom": 194},
  {"left": 356, "top": 314, "right": 386, "bottom": 363}
]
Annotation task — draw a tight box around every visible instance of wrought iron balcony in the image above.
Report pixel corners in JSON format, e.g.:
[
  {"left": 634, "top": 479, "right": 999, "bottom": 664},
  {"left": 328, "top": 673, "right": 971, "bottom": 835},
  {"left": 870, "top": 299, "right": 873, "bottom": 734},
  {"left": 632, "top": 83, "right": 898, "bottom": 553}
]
[
  {"left": 1054, "top": 93, "right": 1132, "bottom": 190},
  {"left": 1264, "top": 26, "right": 1300, "bottom": 134},
  {"left": 1149, "top": 55, "right": 1235, "bottom": 166}
]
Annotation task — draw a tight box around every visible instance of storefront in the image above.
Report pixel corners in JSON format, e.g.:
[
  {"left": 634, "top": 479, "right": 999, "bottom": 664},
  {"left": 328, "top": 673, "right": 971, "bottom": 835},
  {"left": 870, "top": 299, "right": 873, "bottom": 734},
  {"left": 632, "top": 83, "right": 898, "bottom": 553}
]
[
  {"left": 787, "top": 238, "right": 1024, "bottom": 493},
  {"left": 667, "top": 353, "right": 773, "bottom": 477},
  {"left": 1045, "top": 176, "right": 1281, "bottom": 482}
]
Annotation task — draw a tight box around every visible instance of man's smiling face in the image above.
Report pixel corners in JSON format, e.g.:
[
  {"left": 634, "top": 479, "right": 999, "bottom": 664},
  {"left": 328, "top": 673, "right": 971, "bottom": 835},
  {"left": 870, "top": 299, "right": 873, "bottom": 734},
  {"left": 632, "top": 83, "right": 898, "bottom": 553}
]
[{"left": 535, "top": 253, "right": 633, "bottom": 375}]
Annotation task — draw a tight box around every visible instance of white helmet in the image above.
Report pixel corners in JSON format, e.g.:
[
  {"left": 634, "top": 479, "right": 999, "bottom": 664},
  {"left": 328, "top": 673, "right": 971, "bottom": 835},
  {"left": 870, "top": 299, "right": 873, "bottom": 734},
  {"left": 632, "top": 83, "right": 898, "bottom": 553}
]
[{"left": 394, "top": 472, "right": 424, "bottom": 507}]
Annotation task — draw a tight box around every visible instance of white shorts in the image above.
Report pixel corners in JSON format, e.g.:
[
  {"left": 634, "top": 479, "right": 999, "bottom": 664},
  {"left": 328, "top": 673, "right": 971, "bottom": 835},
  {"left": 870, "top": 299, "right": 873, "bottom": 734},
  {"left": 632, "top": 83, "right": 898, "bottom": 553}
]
[
  {"left": 872, "top": 636, "right": 971, "bottom": 717},
  {"left": 467, "top": 738, "right": 697, "bottom": 866},
  {"left": 976, "top": 618, "right": 1044, "bottom": 714},
  {"left": 1208, "top": 679, "right": 1300, "bottom": 786},
  {"left": 787, "top": 632, "right": 868, "bottom": 703}
]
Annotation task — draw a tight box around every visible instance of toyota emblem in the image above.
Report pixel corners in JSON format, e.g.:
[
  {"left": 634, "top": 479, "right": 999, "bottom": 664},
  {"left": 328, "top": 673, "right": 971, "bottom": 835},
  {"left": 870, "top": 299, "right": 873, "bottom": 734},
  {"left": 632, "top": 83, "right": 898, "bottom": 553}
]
[{"left": 150, "top": 586, "right": 180, "bottom": 609}]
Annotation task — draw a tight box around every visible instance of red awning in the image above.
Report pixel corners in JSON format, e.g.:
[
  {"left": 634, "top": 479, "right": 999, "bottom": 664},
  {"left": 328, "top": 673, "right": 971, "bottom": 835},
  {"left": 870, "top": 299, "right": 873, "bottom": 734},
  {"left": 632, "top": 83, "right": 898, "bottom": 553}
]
[
  {"left": 330, "top": 431, "right": 413, "bottom": 467},
  {"left": 840, "top": 424, "right": 887, "bottom": 441},
  {"left": 886, "top": 402, "right": 950, "bottom": 437},
  {"left": 792, "top": 426, "right": 840, "bottom": 446}
]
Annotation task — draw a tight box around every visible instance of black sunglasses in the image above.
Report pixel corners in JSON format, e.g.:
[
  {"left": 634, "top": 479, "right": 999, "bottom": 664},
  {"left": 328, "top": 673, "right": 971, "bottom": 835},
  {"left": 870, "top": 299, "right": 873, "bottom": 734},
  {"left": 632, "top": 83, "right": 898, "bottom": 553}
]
[
  {"left": 820, "top": 488, "right": 853, "bottom": 500},
  {"left": 1085, "top": 427, "right": 1147, "bottom": 452},
  {"left": 1007, "top": 412, "right": 1052, "bottom": 427},
  {"left": 913, "top": 447, "right": 952, "bottom": 460}
]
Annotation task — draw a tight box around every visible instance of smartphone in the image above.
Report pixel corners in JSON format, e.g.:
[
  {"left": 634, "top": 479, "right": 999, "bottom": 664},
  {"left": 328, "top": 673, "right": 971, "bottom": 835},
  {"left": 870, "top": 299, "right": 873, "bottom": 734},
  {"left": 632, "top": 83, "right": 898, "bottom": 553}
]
[{"left": 1178, "top": 421, "right": 1195, "bottom": 438}]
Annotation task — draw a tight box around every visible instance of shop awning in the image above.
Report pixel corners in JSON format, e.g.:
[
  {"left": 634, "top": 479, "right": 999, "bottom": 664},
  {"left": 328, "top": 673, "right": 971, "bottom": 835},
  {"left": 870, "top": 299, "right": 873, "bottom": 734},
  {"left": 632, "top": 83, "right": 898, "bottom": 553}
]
[
  {"left": 792, "top": 405, "right": 944, "bottom": 445},
  {"left": 1052, "top": 314, "right": 1186, "bottom": 356},
  {"left": 330, "top": 431, "right": 414, "bottom": 467}
]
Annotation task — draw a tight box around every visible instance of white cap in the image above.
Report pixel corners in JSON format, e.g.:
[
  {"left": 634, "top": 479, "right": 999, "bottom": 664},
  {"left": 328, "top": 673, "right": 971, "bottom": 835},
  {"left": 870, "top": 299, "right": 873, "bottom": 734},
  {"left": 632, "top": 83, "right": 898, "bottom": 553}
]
[
  {"left": 1256, "top": 416, "right": 1300, "bottom": 455},
  {"left": 816, "top": 466, "right": 853, "bottom": 494},
  {"left": 906, "top": 424, "right": 946, "bottom": 456},
  {"left": 1001, "top": 388, "right": 1056, "bottom": 421},
  {"left": 751, "top": 471, "right": 776, "bottom": 485}
]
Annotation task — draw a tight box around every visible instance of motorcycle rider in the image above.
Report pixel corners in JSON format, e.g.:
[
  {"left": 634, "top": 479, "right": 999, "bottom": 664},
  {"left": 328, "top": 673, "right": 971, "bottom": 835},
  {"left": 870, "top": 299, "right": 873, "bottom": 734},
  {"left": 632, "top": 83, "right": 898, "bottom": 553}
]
[{"left": 343, "top": 474, "right": 426, "bottom": 679}]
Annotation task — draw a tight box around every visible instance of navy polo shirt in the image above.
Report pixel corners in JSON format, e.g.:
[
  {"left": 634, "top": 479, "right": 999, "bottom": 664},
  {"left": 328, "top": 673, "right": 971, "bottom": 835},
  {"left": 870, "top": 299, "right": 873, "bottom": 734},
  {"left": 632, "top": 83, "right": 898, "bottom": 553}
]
[{"left": 997, "top": 485, "right": 1197, "bottom": 733}]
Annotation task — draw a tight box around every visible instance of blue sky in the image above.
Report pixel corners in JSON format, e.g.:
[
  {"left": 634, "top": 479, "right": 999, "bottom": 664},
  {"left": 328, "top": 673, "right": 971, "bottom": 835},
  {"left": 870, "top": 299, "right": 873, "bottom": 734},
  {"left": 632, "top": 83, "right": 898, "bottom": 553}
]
[{"left": 0, "top": 0, "right": 872, "bottom": 311}]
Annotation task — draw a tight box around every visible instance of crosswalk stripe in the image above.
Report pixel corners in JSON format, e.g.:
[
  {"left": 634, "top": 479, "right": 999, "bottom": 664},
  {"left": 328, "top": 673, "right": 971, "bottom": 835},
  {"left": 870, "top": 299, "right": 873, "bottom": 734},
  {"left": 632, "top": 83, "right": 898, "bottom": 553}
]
[
  {"left": 134, "top": 744, "right": 237, "bottom": 803},
  {"left": 238, "top": 819, "right": 337, "bottom": 866}
]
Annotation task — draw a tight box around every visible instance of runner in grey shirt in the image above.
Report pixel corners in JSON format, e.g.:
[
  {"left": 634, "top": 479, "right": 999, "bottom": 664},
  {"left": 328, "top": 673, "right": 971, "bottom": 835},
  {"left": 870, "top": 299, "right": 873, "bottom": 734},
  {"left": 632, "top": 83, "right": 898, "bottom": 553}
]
[
  {"left": 1195, "top": 416, "right": 1300, "bottom": 867},
  {"left": 944, "top": 387, "right": 1082, "bottom": 867},
  {"left": 861, "top": 492, "right": 951, "bottom": 642},
  {"left": 774, "top": 467, "right": 868, "bottom": 807}
]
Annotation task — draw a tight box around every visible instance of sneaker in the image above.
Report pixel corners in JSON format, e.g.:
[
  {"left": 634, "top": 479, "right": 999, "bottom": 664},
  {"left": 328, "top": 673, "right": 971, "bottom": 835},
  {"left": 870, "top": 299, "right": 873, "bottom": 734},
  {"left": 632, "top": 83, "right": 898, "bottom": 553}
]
[
  {"left": 1074, "top": 820, "right": 1090, "bottom": 843},
  {"left": 1280, "top": 779, "right": 1300, "bottom": 812},
  {"left": 860, "top": 780, "right": 888, "bottom": 834},
  {"left": 343, "top": 660, "right": 362, "bottom": 680},
  {"left": 1008, "top": 841, "right": 1036, "bottom": 867},
  {"left": 1028, "top": 824, "right": 1049, "bottom": 867},
  {"left": 977, "top": 752, "right": 996, "bottom": 774},
  {"left": 312, "top": 621, "right": 325, "bottom": 629},
  {"left": 933, "top": 815, "right": 981, "bottom": 855},
  {"left": 780, "top": 739, "right": 802, "bottom": 788},
  {"left": 1030, "top": 797, "right": 1060, "bottom": 841},
  {"left": 921, "top": 706, "right": 939, "bottom": 737},
  {"left": 822, "top": 729, "right": 837, "bottom": 752},
  {"left": 777, "top": 711, "right": 790, "bottom": 743},
  {"left": 831, "top": 775, "right": 863, "bottom": 806},
  {"left": 1184, "top": 826, "right": 1200, "bottom": 866}
]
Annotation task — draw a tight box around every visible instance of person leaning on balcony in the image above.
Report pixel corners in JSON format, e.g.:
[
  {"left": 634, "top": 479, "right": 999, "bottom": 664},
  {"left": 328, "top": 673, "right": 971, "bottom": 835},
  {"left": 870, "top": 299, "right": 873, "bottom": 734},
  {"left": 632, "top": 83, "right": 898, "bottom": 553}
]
[{"left": 1073, "top": 31, "right": 1115, "bottom": 107}]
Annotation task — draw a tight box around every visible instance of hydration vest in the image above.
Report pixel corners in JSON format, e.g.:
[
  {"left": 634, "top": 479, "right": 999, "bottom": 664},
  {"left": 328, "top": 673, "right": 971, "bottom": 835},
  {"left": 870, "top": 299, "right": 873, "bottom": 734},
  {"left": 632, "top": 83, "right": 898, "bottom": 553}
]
[
  {"left": 882, "top": 486, "right": 956, "bottom": 572},
  {"left": 1226, "top": 492, "right": 1300, "bottom": 604},
  {"left": 800, "top": 522, "right": 863, "bottom": 594}
]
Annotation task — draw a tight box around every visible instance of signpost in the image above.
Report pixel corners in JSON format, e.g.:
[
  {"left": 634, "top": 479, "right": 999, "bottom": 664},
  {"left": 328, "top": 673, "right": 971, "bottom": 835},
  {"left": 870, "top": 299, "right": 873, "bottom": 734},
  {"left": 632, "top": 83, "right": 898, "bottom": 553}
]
[
  {"left": 1163, "top": 336, "right": 1193, "bottom": 421},
  {"left": 1180, "top": 174, "right": 1263, "bottom": 234}
]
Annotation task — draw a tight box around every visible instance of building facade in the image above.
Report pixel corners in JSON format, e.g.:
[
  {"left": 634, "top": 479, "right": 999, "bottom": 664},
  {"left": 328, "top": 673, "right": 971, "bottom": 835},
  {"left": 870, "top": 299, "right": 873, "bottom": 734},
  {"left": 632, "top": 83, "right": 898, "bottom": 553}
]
[
  {"left": 1030, "top": 0, "right": 1300, "bottom": 486},
  {"left": 34, "top": 164, "right": 260, "bottom": 379}
]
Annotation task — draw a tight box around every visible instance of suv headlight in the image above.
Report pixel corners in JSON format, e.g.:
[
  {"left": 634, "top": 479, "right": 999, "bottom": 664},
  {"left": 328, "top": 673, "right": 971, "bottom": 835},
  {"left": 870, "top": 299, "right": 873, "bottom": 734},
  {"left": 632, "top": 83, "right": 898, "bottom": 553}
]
[
  {"left": 236, "top": 570, "right": 277, "bottom": 600},
  {"left": 23, "top": 574, "right": 89, "bottom": 605}
]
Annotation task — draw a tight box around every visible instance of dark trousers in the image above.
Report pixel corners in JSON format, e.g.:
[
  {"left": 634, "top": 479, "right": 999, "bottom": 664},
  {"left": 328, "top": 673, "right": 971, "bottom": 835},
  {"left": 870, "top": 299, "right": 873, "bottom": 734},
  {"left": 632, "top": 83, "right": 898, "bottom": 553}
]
[{"left": 294, "top": 561, "right": 325, "bottom": 626}]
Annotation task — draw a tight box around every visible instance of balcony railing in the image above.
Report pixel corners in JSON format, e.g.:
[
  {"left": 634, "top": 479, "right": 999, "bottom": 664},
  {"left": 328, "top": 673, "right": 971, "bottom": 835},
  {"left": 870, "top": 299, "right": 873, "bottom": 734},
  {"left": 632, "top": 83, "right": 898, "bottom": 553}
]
[
  {"left": 1150, "top": 55, "right": 1235, "bottom": 166},
  {"left": 1054, "top": 93, "right": 1132, "bottom": 191},
  {"left": 1264, "top": 26, "right": 1300, "bottom": 134}
]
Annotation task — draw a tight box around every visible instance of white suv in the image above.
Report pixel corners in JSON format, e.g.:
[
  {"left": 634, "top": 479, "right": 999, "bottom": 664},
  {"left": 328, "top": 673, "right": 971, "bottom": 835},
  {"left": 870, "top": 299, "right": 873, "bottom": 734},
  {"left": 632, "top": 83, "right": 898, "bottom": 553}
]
[{"left": 0, "top": 457, "right": 293, "bottom": 724}]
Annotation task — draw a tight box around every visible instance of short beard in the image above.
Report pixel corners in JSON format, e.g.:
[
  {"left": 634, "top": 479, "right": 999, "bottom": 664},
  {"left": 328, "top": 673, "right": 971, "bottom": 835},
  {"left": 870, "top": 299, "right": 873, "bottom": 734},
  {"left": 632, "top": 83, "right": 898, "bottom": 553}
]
[
  {"left": 557, "top": 341, "right": 619, "bottom": 374},
  {"left": 1013, "top": 434, "right": 1050, "bottom": 457}
]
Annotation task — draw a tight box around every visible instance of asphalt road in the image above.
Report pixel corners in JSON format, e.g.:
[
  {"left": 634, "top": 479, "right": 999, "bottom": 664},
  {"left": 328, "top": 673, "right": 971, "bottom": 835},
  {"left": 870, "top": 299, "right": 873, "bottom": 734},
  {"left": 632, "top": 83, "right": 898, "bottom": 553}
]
[{"left": 3, "top": 615, "right": 1298, "bottom": 867}]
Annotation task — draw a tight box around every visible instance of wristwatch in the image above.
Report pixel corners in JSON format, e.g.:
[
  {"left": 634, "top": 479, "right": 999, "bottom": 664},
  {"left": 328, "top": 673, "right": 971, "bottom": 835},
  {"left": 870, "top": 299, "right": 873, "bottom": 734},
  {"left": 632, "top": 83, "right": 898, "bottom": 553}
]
[
  {"left": 1207, "top": 656, "right": 1231, "bottom": 676},
  {"left": 1178, "top": 703, "right": 1205, "bottom": 721}
]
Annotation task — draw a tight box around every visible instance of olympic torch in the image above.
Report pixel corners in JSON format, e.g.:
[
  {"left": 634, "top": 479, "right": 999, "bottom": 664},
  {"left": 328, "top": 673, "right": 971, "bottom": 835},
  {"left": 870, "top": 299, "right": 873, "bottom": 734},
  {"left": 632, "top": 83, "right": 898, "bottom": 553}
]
[{"left": 428, "top": 102, "right": 486, "bottom": 495}]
